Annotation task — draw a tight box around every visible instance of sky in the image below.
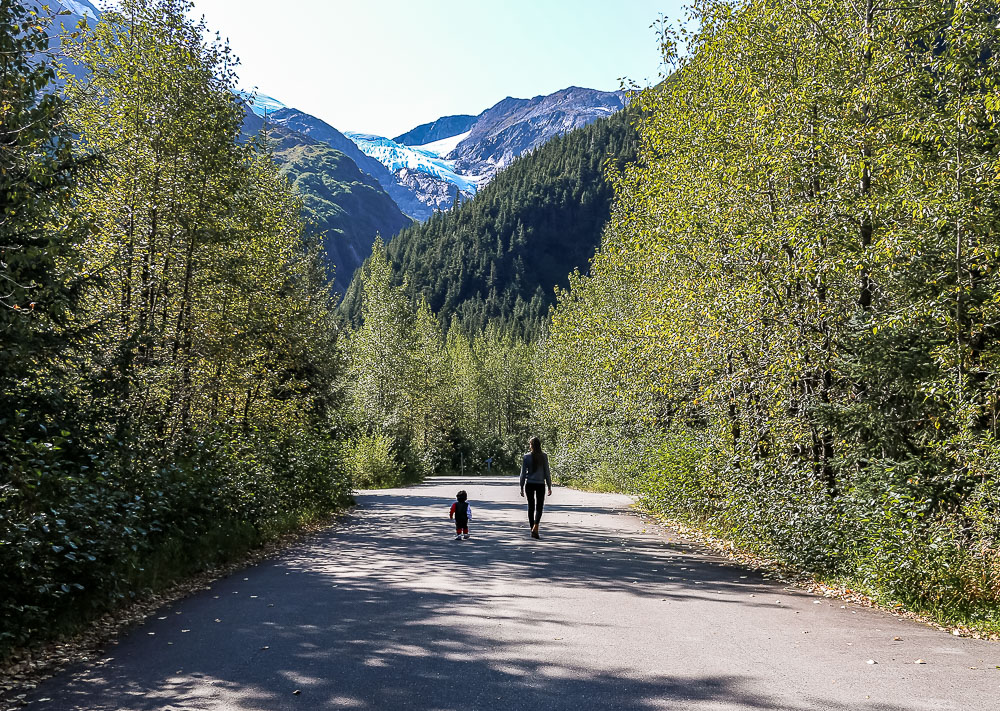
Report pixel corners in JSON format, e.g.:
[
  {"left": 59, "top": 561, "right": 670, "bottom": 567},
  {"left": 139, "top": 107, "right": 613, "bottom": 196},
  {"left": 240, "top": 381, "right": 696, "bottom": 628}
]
[{"left": 186, "top": 0, "right": 685, "bottom": 138}]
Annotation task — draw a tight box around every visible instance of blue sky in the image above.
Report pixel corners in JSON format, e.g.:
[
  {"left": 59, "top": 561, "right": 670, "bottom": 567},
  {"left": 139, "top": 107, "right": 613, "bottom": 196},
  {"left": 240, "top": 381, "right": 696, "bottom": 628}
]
[{"left": 188, "top": 0, "right": 685, "bottom": 138}]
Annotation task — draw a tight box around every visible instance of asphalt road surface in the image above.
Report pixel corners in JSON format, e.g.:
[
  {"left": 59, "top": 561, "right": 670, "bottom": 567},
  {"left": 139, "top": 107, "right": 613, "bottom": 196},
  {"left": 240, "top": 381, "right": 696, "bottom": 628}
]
[{"left": 25, "top": 476, "right": 1000, "bottom": 710}]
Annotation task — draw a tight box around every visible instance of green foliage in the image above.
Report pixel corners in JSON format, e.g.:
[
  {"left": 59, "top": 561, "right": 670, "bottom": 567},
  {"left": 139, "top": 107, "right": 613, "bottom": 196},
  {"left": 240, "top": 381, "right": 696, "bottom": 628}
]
[
  {"left": 540, "top": 0, "right": 1000, "bottom": 626},
  {"left": 343, "top": 432, "right": 402, "bottom": 489},
  {"left": 0, "top": 0, "right": 89, "bottom": 430},
  {"left": 342, "top": 240, "right": 536, "bottom": 479},
  {"left": 340, "top": 110, "right": 638, "bottom": 338},
  {"left": 1, "top": 0, "right": 351, "bottom": 657},
  {"left": 0, "top": 0, "right": 93, "bottom": 653},
  {"left": 268, "top": 126, "right": 412, "bottom": 294}
]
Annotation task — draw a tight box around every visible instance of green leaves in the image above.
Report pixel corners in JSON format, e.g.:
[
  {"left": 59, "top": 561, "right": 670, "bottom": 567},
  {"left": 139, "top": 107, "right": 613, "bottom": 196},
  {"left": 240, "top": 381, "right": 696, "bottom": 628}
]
[
  {"left": 540, "top": 0, "right": 1000, "bottom": 621},
  {"left": 2, "top": 0, "right": 351, "bottom": 658},
  {"left": 344, "top": 239, "right": 537, "bottom": 479}
]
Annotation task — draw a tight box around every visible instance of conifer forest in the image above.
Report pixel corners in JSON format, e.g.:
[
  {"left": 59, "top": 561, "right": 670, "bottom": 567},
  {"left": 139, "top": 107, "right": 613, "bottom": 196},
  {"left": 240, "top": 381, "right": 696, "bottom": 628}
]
[{"left": 3, "top": 0, "right": 1000, "bottom": 662}]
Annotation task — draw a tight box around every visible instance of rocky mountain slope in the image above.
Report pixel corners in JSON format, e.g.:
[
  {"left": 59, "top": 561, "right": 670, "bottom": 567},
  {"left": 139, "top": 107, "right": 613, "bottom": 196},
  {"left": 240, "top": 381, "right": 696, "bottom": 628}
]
[
  {"left": 352, "top": 86, "right": 627, "bottom": 200},
  {"left": 263, "top": 107, "right": 437, "bottom": 221},
  {"left": 393, "top": 114, "right": 476, "bottom": 146},
  {"left": 345, "top": 132, "right": 475, "bottom": 211},
  {"left": 343, "top": 86, "right": 627, "bottom": 217},
  {"left": 450, "top": 86, "right": 626, "bottom": 184},
  {"left": 245, "top": 86, "right": 628, "bottom": 224}
]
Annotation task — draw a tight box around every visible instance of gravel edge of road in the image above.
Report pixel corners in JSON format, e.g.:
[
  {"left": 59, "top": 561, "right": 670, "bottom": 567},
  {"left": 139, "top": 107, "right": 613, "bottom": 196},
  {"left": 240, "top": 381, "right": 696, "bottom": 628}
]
[{"left": 636, "top": 508, "right": 1000, "bottom": 644}]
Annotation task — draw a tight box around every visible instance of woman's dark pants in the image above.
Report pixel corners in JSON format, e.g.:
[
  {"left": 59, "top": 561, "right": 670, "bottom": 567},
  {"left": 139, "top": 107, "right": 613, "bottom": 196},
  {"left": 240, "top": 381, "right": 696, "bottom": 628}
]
[{"left": 525, "top": 483, "right": 546, "bottom": 525}]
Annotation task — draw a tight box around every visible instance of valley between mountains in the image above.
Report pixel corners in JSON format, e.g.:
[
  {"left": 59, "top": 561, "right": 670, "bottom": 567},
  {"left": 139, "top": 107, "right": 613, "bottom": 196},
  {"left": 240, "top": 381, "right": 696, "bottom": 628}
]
[
  {"left": 53, "top": 1, "right": 631, "bottom": 297},
  {"left": 242, "top": 85, "right": 628, "bottom": 295}
]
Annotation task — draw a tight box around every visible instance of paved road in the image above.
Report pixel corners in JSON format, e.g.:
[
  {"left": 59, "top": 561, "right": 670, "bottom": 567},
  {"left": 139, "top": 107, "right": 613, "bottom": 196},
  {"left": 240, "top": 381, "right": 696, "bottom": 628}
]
[{"left": 25, "top": 477, "right": 1000, "bottom": 710}]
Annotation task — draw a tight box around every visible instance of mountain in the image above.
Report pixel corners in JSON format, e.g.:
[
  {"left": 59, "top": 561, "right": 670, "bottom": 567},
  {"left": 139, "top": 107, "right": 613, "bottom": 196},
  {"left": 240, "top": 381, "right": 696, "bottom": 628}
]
[
  {"left": 54, "top": 0, "right": 99, "bottom": 18},
  {"left": 237, "top": 90, "right": 288, "bottom": 118},
  {"left": 256, "top": 106, "right": 437, "bottom": 221},
  {"left": 242, "top": 86, "right": 627, "bottom": 225},
  {"left": 269, "top": 109, "right": 387, "bottom": 180},
  {"left": 451, "top": 86, "right": 626, "bottom": 184},
  {"left": 345, "top": 132, "right": 476, "bottom": 198},
  {"left": 355, "top": 86, "right": 626, "bottom": 203},
  {"left": 393, "top": 114, "right": 476, "bottom": 146},
  {"left": 267, "top": 126, "right": 412, "bottom": 294},
  {"left": 340, "top": 109, "right": 638, "bottom": 337}
]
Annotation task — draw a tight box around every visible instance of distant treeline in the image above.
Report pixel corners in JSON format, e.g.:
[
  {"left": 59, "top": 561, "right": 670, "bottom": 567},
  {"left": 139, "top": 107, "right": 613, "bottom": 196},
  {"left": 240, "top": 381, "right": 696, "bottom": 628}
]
[{"left": 342, "top": 240, "right": 535, "bottom": 486}]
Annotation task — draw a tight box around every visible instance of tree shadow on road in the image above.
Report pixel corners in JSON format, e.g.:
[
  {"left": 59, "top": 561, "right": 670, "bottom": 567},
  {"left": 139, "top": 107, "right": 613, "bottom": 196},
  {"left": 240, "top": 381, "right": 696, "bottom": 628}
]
[{"left": 26, "top": 479, "right": 915, "bottom": 711}]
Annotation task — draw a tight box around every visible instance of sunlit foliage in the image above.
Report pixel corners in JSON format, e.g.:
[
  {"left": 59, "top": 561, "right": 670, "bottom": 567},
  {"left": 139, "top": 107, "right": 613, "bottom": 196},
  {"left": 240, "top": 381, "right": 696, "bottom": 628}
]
[
  {"left": 1, "top": 0, "right": 349, "bottom": 655},
  {"left": 541, "top": 0, "right": 1000, "bottom": 623}
]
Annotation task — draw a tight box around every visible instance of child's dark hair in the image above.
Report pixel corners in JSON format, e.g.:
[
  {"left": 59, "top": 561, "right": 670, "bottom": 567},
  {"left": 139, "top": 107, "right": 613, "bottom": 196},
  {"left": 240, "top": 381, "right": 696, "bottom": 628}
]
[{"left": 456, "top": 490, "right": 467, "bottom": 502}]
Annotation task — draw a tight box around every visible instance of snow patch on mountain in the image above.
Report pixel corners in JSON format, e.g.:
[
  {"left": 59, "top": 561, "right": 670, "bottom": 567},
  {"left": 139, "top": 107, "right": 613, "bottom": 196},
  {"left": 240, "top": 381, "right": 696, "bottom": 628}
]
[
  {"left": 236, "top": 90, "right": 287, "bottom": 118},
  {"left": 345, "top": 132, "right": 477, "bottom": 195},
  {"left": 58, "top": 0, "right": 99, "bottom": 16},
  {"left": 411, "top": 131, "right": 471, "bottom": 159}
]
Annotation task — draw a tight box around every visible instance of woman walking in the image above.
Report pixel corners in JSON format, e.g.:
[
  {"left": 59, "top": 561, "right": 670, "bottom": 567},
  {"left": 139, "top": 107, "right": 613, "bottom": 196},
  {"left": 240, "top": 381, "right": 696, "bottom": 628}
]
[{"left": 519, "top": 436, "right": 553, "bottom": 539}]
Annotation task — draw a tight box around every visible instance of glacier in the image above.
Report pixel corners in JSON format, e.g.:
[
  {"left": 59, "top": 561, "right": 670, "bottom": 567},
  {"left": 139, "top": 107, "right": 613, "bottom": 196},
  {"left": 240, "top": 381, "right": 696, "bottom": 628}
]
[
  {"left": 411, "top": 131, "right": 471, "bottom": 160},
  {"left": 58, "top": 0, "right": 100, "bottom": 16},
  {"left": 235, "top": 90, "right": 288, "bottom": 118},
  {"left": 345, "top": 132, "right": 478, "bottom": 195}
]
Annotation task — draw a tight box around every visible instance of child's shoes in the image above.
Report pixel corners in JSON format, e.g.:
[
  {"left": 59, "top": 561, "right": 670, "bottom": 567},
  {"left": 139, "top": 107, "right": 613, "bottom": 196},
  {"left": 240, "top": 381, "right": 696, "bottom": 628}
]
[
  {"left": 463, "top": 534, "right": 470, "bottom": 540},
  {"left": 454, "top": 534, "right": 463, "bottom": 541}
]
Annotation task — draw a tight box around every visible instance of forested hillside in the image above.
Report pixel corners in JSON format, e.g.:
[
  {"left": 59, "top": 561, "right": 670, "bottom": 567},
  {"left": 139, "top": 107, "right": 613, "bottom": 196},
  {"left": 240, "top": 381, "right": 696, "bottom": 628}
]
[
  {"left": 340, "top": 110, "right": 637, "bottom": 336},
  {"left": 269, "top": 126, "right": 412, "bottom": 294}
]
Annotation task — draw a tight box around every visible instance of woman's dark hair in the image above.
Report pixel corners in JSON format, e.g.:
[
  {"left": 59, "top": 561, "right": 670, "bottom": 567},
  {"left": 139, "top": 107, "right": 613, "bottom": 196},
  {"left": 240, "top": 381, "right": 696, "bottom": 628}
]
[
  {"left": 456, "top": 490, "right": 467, "bottom": 502},
  {"left": 529, "top": 437, "right": 546, "bottom": 473}
]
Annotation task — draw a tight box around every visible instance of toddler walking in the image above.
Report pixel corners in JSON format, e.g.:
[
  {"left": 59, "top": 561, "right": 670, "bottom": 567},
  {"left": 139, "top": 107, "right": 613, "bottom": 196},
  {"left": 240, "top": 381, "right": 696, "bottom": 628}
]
[{"left": 449, "top": 490, "right": 472, "bottom": 540}]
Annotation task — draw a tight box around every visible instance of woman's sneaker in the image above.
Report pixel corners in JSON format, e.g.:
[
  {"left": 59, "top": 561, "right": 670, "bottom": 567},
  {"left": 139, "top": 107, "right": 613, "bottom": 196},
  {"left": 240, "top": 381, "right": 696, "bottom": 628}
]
[
  {"left": 463, "top": 533, "right": 470, "bottom": 539},
  {"left": 454, "top": 534, "right": 462, "bottom": 541}
]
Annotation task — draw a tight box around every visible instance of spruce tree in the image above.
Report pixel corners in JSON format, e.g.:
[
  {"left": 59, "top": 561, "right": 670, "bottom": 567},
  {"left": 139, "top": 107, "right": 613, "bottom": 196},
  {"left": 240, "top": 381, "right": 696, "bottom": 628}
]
[{"left": 0, "top": 1, "right": 87, "bottom": 392}]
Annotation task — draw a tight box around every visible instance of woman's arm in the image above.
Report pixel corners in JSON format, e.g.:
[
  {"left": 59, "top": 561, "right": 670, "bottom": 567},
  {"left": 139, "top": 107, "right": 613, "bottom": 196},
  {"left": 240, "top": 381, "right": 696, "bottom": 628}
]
[
  {"left": 519, "top": 455, "right": 527, "bottom": 494},
  {"left": 544, "top": 455, "right": 552, "bottom": 490}
]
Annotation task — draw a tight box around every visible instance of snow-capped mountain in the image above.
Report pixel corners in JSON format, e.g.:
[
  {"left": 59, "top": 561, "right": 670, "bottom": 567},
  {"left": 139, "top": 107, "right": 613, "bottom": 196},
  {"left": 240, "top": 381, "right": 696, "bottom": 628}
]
[
  {"left": 240, "top": 85, "right": 629, "bottom": 221},
  {"left": 55, "top": 0, "right": 99, "bottom": 17},
  {"left": 451, "top": 86, "right": 626, "bottom": 183},
  {"left": 237, "top": 91, "right": 288, "bottom": 119},
  {"left": 345, "top": 132, "right": 478, "bottom": 196},
  {"left": 358, "top": 87, "right": 627, "bottom": 196}
]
